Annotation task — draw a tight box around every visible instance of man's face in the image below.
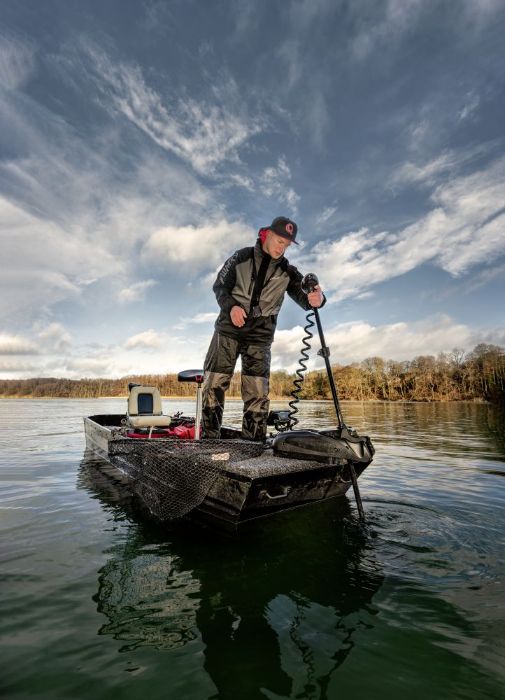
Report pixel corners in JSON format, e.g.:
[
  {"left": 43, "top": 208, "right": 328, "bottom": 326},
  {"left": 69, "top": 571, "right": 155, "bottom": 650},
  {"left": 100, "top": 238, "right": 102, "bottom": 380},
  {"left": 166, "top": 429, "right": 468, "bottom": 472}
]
[{"left": 263, "top": 231, "right": 292, "bottom": 259}]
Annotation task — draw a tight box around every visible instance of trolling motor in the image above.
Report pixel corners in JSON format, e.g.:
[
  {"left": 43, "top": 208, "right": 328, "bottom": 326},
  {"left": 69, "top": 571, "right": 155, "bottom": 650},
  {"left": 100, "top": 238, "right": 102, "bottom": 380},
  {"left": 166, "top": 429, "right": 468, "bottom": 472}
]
[
  {"left": 299, "top": 273, "right": 346, "bottom": 430},
  {"left": 271, "top": 272, "right": 373, "bottom": 519}
]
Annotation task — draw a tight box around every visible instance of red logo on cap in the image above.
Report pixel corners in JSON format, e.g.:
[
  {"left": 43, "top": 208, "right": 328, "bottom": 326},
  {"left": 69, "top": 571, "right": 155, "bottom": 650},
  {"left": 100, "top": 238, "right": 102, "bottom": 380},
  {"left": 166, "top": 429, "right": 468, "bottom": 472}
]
[{"left": 286, "top": 223, "right": 294, "bottom": 235}]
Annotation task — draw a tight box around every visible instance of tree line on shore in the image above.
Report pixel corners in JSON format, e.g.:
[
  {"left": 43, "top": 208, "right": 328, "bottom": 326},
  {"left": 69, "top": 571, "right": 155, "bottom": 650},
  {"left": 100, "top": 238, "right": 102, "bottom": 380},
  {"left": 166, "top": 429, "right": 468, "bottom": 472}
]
[{"left": 1, "top": 343, "right": 504, "bottom": 404}]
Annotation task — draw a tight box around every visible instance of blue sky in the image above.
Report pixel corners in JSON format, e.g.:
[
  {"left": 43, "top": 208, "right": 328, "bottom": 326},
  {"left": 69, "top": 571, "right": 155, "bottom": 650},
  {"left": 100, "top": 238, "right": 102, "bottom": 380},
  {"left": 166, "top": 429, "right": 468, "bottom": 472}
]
[{"left": 1, "top": 0, "right": 504, "bottom": 379}]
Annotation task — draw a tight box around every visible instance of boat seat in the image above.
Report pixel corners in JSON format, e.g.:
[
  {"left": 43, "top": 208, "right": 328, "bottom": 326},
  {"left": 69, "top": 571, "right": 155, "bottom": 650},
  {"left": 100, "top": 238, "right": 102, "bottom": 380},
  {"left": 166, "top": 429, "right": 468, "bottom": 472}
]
[
  {"left": 177, "top": 369, "right": 204, "bottom": 383},
  {"left": 126, "top": 385, "right": 171, "bottom": 428}
]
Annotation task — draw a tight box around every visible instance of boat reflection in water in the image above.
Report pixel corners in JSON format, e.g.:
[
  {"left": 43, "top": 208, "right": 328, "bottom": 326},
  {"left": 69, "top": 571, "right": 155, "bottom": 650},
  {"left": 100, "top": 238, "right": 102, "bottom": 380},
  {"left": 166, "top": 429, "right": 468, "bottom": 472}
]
[{"left": 79, "top": 451, "right": 384, "bottom": 698}]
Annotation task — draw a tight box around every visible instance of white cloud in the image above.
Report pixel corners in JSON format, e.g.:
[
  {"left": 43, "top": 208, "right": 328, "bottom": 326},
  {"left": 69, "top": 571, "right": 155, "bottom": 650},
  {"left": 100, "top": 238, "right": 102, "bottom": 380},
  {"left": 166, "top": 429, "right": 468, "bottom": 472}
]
[
  {"left": 350, "top": 0, "right": 503, "bottom": 62},
  {"left": 459, "top": 91, "right": 480, "bottom": 121},
  {"left": 219, "top": 155, "right": 301, "bottom": 204},
  {"left": 1, "top": 16, "right": 503, "bottom": 385},
  {"left": 0, "top": 196, "right": 121, "bottom": 318},
  {"left": 407, "top": 119, "right": 431, "bottom": 154},
  {"left": 83, "top": 43, "right": 263, "bottom": 176},
  {"left": 141, "top": 219, "right": 252, "bottom": 271},
  {"left": 173, "top": 312, "right": 217, "bottom": 331},
  {"left": 186, "top": 312, "right": 217, "bottom": 324},
  {"left": 0, "top": 85, "right": 211, "bottom": 323},
  {"left": 289, "top": 0, "right": 335, "bottom": 28},
  {"left": 462, "top": 261, "right": 505, "bottom": 294},
  {"left": 297, "top": 156, "right": 505, "bottom": 300},
  {"left": 349, "top": 0, "right": 503, "bottom": 61},
  {"left": 260, "top": 157, "right": 299, "bottom": 211},
  {"left": 124, "top": 329, "right": 164, "bottom": 350},
  {"left": 461, "top": 0, "right": 505, "bottom": 24},
  {"left": 0, "top": 322, "right": 213, "bottom": 379},
  {"left": 118, "top": 280, "right": 157, "bottom": 304},
  {"left": 351, "top": 0, "right": 424, "bottom": 61},
  {"left": 0, "top": 359, "right": 40, "bottom": 373},
  {"left": 226, "top": 174, "right": 256, "bottom": 191},
  {"left": 0, "top": 38, "right": 298, "bottom": 334},
  {"left": 0, "top": 35, "right": 35, "bottom": 90},
  {"left": 305, "top": 91, "right": 330, "bottom": 151},
  {"left": 63, "top": 357, "right": 113, "bottom": 375},
  {"left": 272, "top": 315, "right": 505, "bottom": 370},
  {"left": 75, "top": 333, "right": 209, "bottom": 379},
  {"left": 105, "top": 333, "right": 210, "bottom": 378},
  {"left": 390, "top": 145, "right": 493, "bottom": 188},
  {"left": 37, "top": 323, "right": 72, "bottom": 352},
  {"left": 2, "top": 314, "right": 504, "bottom": 380},
  {"left": 0, "top": 333, "right": 39, "bottom": 355},
  {"left": 182, "top": 311, "right": 217, "bottom": 326},
  {"left": 231, "top": 0, "right": 259, "bottom": 36},
  {"left": 276, "top": 38, "right": 303, "bottom": 91},
  {"left": 316, "top": 206, "right": 338, "bottom": 226},
  {"left": 391, "top": 152, "right": 457, "bottom": 186}
]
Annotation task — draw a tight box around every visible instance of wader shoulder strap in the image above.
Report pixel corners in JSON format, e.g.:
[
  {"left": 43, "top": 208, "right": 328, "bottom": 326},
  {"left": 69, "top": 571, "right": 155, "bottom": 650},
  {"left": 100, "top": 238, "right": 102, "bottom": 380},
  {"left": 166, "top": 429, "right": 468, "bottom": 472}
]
[{"left": 250, "top": 252, "right": 271, "bottom": 315}]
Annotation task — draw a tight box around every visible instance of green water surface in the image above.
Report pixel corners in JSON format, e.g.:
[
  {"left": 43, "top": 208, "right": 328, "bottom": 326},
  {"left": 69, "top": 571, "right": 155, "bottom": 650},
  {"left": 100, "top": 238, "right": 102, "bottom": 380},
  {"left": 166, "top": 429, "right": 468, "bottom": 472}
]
[{"left": 1, "top": 399, "right": 504, "bottom": 699}]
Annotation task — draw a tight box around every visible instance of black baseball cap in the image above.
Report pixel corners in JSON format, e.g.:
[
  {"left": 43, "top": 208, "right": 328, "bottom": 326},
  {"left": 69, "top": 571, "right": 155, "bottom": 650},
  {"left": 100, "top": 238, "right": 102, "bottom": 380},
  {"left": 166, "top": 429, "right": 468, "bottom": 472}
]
[{"left": 262, "top": 216, "right": 299, "bottom": 244}]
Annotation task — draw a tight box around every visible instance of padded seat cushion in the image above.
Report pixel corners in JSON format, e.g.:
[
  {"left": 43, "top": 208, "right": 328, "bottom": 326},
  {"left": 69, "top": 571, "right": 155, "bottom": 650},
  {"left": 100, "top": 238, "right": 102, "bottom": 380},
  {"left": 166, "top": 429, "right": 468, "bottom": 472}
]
[{"left": 128, "top": 414, "right": 172, "bottom": 428}]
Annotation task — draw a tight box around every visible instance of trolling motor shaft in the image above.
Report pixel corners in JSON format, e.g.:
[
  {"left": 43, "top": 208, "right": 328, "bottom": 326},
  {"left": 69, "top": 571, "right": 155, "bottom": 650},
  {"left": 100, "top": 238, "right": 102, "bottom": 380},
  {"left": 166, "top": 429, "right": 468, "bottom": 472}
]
[
  {"left": 299, "top": 273, "right": 366, "bottom": 519},
  {"left": 312, "top": 316, "right": 346, "bottom": 430},
  {"left": 300, "top": 273, "right": 345, "bottom": 428}
]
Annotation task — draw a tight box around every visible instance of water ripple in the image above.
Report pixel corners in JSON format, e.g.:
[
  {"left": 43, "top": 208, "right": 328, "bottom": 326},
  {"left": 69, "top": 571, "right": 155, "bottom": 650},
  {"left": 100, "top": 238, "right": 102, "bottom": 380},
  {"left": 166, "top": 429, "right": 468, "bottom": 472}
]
[{"left": 1, "top": 399, "right": 505, "bottom": 699}]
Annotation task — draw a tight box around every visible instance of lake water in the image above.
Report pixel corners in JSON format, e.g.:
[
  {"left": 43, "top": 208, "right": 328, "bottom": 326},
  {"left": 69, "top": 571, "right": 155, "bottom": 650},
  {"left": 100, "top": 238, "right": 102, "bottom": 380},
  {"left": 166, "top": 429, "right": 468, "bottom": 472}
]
[{"left": 1, "top": 398, "right": 504, "bottom": 700}]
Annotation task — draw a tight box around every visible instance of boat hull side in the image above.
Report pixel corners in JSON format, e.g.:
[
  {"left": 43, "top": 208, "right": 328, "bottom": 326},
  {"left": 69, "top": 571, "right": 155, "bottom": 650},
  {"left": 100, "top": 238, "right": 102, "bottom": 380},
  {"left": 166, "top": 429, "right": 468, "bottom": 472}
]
[
  {"left": 83, "top": 417, "right": 114, "bottom": 460},
  {"left": 239, "top": 465, "right": 352, "bottom": 521},
  {"left": 82, "top": 415, "right": 372, "bottom": 525}
]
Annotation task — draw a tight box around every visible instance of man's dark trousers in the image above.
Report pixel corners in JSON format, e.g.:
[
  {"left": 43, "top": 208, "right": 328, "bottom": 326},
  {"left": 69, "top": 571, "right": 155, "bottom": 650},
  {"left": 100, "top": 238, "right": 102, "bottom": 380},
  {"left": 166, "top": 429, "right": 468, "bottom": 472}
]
[{"left": 202, "top": 331, "right": 271, "bottom": 441}]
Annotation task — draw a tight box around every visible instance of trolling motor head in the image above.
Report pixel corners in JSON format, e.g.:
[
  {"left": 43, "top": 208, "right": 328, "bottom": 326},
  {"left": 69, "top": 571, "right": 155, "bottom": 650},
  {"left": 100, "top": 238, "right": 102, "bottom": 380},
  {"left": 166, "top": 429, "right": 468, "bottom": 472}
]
[{"left": 301, "top": 272, "right": 319, "bottom": 294}]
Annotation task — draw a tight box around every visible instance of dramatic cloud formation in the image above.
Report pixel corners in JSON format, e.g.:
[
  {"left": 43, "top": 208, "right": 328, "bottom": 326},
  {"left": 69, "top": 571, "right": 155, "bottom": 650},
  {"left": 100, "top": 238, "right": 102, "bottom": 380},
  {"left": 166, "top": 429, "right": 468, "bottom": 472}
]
[
  {"left": 1, "top": 2, "right": 504, "bottom": 379},
  {"left": 82, "top": 43, "right": 264, "bottom": 177},
  {"left": 297, "top": 156, "right": 505, "bottom": 301}
]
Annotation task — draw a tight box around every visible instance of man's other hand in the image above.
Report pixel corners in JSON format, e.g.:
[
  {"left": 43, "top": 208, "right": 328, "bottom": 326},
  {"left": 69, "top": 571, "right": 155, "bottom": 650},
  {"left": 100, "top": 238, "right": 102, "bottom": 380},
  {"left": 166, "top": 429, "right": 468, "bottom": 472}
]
[
  {"left": 308, "top": 285, "right": 324, "bottom": 308},
  {"left": 230, "top": 305, "right": 247, "bottom": 327}
]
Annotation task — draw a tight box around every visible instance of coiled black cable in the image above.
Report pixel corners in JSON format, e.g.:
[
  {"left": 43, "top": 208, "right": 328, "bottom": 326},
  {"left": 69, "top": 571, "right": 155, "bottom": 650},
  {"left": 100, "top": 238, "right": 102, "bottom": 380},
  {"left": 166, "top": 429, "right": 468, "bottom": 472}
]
[{"left": 287, "top": 310, "right": 315, "bottom": 428}]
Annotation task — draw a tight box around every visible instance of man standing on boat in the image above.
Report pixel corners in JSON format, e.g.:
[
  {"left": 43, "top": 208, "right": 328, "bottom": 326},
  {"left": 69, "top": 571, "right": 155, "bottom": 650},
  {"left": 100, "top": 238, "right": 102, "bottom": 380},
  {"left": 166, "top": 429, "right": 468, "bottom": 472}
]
[{"left": 202, "top": 216, "right": 325, "bottom": 441}]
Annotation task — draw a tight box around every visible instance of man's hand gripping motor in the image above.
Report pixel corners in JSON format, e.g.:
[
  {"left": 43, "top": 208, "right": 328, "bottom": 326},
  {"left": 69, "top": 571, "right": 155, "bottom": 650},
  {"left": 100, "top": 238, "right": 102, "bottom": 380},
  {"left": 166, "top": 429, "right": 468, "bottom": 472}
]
[{"left": 302, "top": 273, "right": 324, "bottom": 308}]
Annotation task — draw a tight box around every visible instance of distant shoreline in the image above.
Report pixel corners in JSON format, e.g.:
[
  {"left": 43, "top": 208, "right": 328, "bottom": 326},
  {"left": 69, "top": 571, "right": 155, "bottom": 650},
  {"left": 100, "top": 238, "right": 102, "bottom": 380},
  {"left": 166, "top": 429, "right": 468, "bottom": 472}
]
[
  {"left": 1, "top": 345, "right": 503, "bottom": 404},
  {"left": 0, "top": 395, "right": 489, "bottom": 403}
]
